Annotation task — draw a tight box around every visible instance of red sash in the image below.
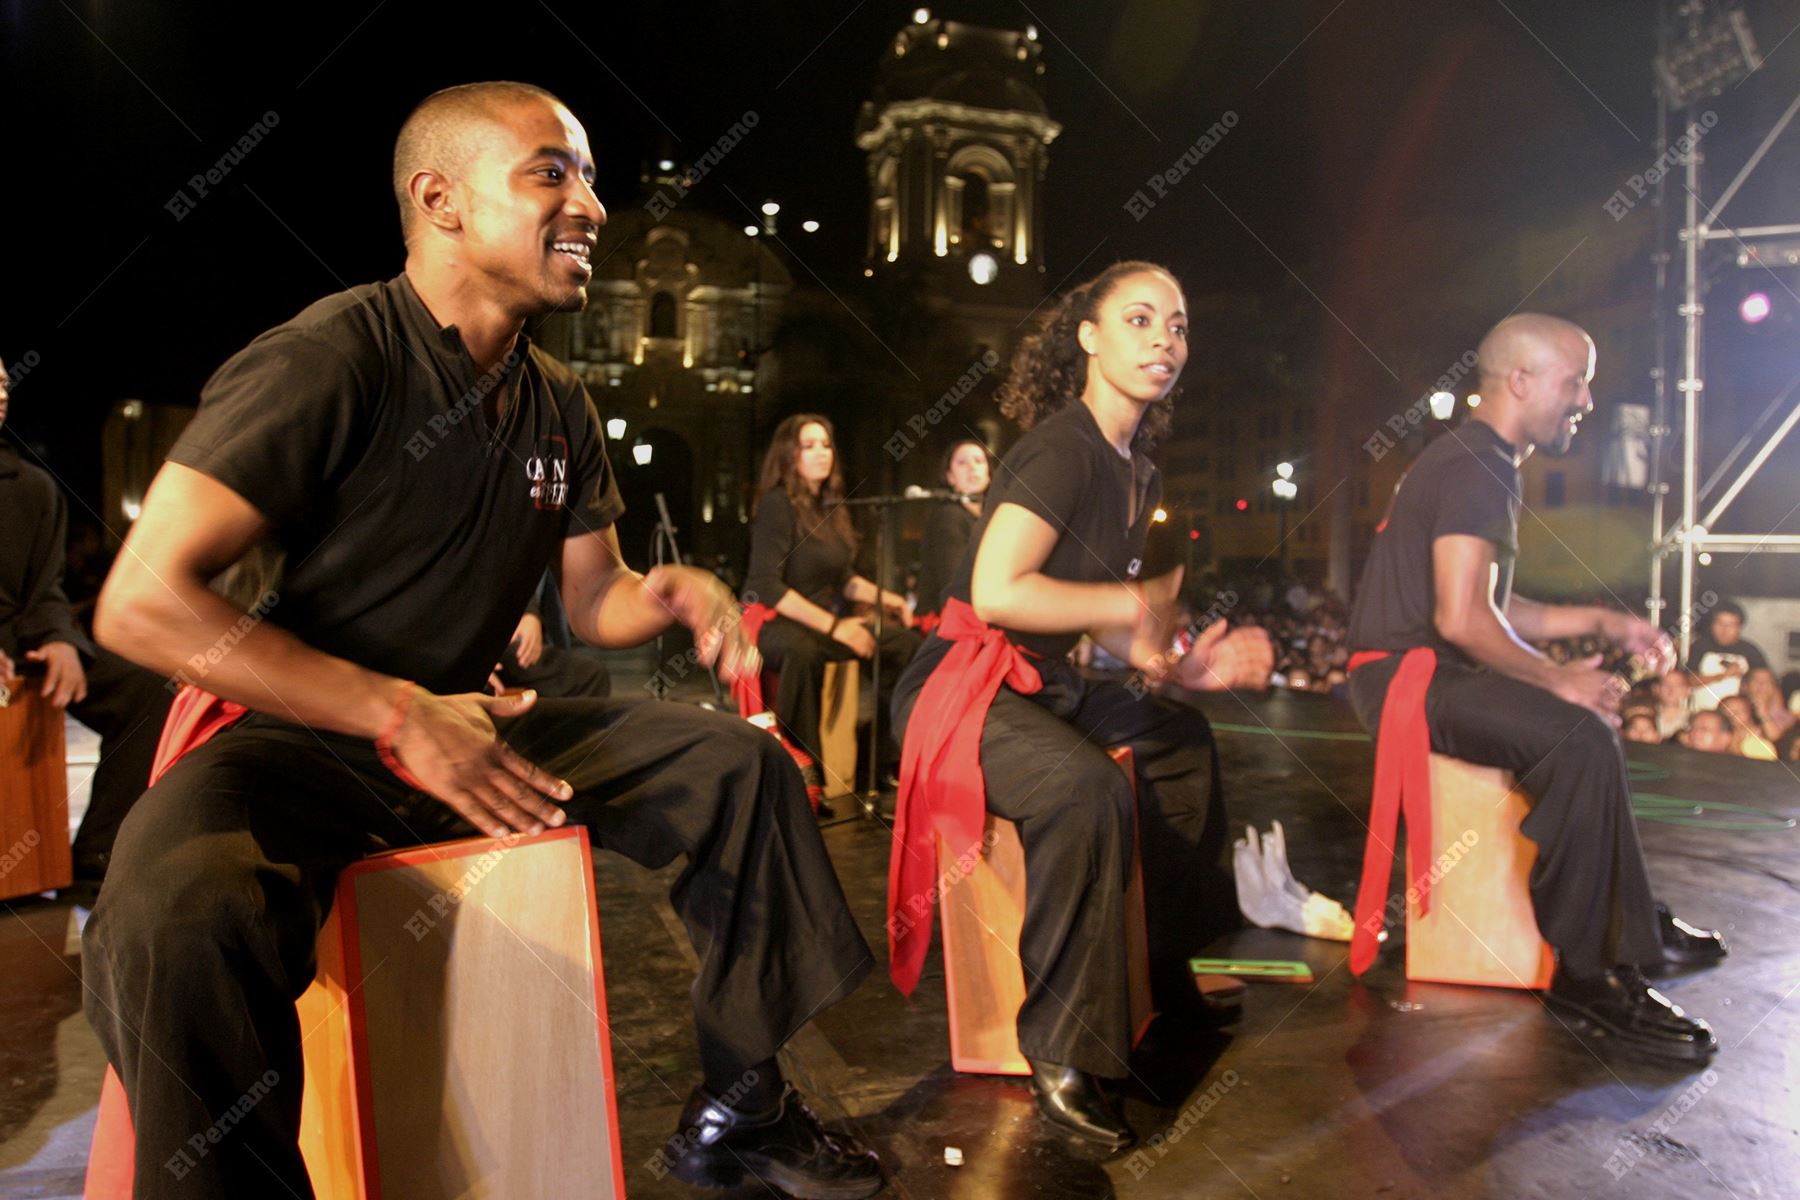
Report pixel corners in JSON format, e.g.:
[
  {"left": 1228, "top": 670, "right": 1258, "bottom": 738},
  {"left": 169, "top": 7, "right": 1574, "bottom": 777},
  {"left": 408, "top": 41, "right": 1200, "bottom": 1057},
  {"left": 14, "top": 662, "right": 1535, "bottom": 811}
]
[
  {"left": 887, "top": 597, "right": 1043, "bottom": 995},
  {"left": 148, "top": 686, "right": 248, "bottom": 786},
  {"left": 1346, "top": 647, "right": 1437, "bottom": 976},
  {"left": 729, "top": 603, "right": 779, "bottom": 715}
]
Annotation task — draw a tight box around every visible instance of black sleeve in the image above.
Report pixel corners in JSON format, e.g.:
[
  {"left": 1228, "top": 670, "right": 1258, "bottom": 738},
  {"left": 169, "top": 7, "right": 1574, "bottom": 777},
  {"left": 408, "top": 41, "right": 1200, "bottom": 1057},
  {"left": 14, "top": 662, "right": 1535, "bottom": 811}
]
[
  {"left": 167, "top": 330, "right": 374, "bottom": 529},
  {"left": 1430, "top": 462, "right": 1516, "bottom": 550},
  {"left": 991, "top": 428, "right": 1094, "bottom": 534},
  {"left": 15, "top": 478, "right": 90, "bottom": 654},
  {"left": 744, "top": 492, "right": 796, "bottom": 607},
  {"left": 560, "top": 383, "right": 625, "bottom": 536}
]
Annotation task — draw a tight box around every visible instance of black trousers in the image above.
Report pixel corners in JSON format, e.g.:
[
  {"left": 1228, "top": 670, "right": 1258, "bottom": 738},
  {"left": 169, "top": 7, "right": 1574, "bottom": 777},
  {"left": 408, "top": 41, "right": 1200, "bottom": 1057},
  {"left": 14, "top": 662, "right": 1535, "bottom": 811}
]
[
  {"left": 82, "top": 698, "right": 873, "bottom": 1200},
  {"left": 895, "top": 655, "right": 1230, "bottom": 1078},
  {"left": 495, "top": 641, "right": 612, "bottom": 699},
  {"left": 68, "top": 645, "right": 176, "bottom": 877},
  {"left": 1348, "top": 655, "right": 1662, "bottom": 977},
  {"left": 758, "top": 616, "right": 918, "bottom": 765}
]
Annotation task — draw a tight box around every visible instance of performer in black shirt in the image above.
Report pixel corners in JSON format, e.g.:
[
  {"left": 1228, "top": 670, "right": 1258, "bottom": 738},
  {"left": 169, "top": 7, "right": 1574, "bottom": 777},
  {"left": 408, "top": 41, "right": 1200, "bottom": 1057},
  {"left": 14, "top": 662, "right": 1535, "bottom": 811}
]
[
  {"left": 741, "top": 414, "right": 917, "bottom": 805},
  {"left": 912, "top": 437, "right": 990, "bottom": 627},
  {"left": 1347, "top": 313, "right": 1724, "bottom": 1065},
  {"left": 889, "top": 263, "right": 1272, "bottom": 1149},
  {"left": 84, "top": 84, "right": 880, "bottom": 1199},
  {"left": 0, "top": 361, "right": 173, "bottom": 888}
]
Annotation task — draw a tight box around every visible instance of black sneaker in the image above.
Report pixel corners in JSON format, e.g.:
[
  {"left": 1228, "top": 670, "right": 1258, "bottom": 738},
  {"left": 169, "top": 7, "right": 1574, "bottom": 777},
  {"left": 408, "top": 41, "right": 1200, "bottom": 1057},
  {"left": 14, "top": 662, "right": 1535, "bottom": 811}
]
[
  {"left": 1655, "top": 902, "right": 1728, "bottom": 967},
  {"left": 665, "top": 1083, "right": 884, "bottom": 1199},
  {"left": 1544, "top": 965, "right": 1719, "bottom": 1063}
]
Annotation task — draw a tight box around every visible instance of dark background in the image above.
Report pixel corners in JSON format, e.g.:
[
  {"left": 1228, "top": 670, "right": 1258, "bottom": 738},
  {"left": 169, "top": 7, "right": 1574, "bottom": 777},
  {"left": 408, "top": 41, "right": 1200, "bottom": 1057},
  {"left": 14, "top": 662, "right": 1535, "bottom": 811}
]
[{"left": 5, "top": 0, "right": 1799, "bottom": 523}]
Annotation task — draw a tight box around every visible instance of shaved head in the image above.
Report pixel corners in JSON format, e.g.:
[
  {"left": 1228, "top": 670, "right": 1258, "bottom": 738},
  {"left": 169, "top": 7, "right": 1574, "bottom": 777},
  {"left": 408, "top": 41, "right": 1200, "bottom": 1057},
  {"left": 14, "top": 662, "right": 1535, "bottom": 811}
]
[
  {"left": 393, "top": 81, "right": 568, "bottom": 240},
  {"left": 1475, "top": 313, "right": 1591, "bottom": 388}
]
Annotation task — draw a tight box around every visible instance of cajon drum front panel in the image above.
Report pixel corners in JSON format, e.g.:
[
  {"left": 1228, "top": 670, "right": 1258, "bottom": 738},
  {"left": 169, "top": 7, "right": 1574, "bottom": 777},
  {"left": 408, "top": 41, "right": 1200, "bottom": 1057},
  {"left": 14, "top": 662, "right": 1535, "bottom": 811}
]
[
  {"left": 310, "top": 828, "right": 626, "bottom": 1200},
  {"left": 0, "top": 680, "right": 72, "bottom": 899},
  {"left": 1404, "top": 756, "right": 1555, "bottom": 990},
  {"left": 938, "top": 746, "right": 1154, "bottom": 1075},
  {"left": 818, "top": 660, "right": 860, "bottom": 800}
]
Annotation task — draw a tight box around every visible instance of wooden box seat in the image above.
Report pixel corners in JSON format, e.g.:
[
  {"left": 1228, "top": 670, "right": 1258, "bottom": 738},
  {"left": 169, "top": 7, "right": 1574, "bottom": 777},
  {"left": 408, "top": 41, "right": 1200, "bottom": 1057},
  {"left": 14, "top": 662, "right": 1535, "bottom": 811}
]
[{"left": 0, "top": 675, "right": 72, "bottom": 900}]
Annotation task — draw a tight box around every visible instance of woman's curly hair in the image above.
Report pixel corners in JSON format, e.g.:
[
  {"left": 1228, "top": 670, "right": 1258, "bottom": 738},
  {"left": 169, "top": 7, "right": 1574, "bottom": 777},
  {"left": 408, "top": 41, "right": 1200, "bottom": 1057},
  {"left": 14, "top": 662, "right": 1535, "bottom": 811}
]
[
  {"left": 755, "top": 412, "right": 859, "bottom": 550},
  {"left": 995, "top": 260, "right": 1184, "bottom": 454}
]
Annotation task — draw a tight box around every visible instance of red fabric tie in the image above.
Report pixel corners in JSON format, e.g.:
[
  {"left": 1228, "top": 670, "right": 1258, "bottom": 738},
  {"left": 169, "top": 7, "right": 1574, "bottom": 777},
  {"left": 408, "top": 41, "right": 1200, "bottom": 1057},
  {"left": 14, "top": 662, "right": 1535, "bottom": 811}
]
[
  {"left": 148, "top": 686, "right": 248, "bottom": 786},
  {"left": 730, "top": 603, "right": 779, "bottom": 715},
  {"left": 886, "top": 597, "right": 1043, "bottom": 995},
  {"left": 1346, "top": 647, "right": 1437, "bottom": 977}
]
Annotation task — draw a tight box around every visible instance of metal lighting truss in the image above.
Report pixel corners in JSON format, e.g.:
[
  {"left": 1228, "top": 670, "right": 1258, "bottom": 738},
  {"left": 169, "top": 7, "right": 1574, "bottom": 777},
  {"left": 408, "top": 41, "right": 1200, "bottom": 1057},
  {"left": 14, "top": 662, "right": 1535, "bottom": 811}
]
[{"left": 1648, "top": 1, "right": 1799, "bottom": 659}]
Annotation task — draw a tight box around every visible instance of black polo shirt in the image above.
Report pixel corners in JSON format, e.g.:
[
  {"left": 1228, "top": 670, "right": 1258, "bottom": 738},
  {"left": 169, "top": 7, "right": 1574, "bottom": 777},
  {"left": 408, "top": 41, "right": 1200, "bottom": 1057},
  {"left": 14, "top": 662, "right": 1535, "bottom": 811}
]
[
  {"left": 168, "top": 274, "right": 623, "bottom": 695},
  {"left": 743, "top": 490, "right": 854, "bottom": 611},
  {"left": 1348, "top": 420, "right": 1521, "bottom": 662},
  {"left": 943, "top": 401, "right": 1158, "bottom": 661}
]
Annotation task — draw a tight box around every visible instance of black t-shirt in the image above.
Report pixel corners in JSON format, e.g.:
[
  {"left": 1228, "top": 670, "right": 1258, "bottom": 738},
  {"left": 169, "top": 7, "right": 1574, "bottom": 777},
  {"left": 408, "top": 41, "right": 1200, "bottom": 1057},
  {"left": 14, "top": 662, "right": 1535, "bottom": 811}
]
[
  {"left": 915, "top": 500, "right": 977, "bottom": 616},
  {"left": 0, "top": 440, "right": 90, "bottom": 657},
  {"left": 743, "top": 489, "right": 854, "bottom": 611},
  {"left": 1686, "top": 635, "right": 1769, "bottom": 675},
  {"left": 1348, "top": 420, "right": 1521, "bottom": 662},
  {"left": 942, "top": 401, "right": 1158, "bottom": 661},
  {"left": 168, "top": 274, "right": 623, "bottom": 695}
]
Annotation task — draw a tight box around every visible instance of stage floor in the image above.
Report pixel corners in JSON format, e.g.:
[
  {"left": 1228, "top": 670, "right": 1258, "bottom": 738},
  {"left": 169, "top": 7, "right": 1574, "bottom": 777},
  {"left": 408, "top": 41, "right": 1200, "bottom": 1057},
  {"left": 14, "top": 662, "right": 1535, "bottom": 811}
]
[{"left": 3, "top": 688, "right": 1797, "bottom": 1198}]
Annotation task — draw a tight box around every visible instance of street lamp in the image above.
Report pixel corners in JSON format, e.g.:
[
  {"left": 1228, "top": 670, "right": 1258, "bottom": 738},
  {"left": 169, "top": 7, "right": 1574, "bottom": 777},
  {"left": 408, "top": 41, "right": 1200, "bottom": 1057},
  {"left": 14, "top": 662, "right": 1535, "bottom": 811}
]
[
  {"left": 632, "top": 439, "right": 653, "bottom": 467},
  {"left": 605, "top": 417, "right": 627, "bottom": 442},
  {"left": 1272, "top": 465, "right": 1298, "bottom": 576}
]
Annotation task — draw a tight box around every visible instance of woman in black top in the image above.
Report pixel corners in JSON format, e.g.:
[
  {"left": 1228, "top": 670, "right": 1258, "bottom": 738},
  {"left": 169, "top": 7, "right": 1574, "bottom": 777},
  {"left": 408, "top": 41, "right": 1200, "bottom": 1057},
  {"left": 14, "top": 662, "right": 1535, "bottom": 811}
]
[
  {"left": 913, "top": 438, "right": 991, "bottom": 625},
  {"left": 744, "top": 414, "right": 917, "bottom": 802},
  {"left": 889, "top": 262, "right": 1271, "bottom": 1149}
]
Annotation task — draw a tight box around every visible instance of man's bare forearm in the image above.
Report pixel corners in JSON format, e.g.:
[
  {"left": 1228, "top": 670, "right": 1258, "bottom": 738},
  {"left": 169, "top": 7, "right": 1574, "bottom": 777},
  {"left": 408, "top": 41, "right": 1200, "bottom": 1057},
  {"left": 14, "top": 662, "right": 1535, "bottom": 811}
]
[
  {"left": 1442, "top": 606, "right": 1560, "bottom": 692},
  {"left": 1505, "top": 595, "right": 1606, "bottom": 643},
  {"left": 95, "top": 569, "right": 403, "bottom": 738}
]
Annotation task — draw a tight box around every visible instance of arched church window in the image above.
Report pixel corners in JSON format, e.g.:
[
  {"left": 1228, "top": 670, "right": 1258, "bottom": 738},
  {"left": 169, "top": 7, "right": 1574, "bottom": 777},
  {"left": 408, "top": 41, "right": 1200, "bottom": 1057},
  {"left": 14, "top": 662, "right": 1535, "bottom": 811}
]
[{"left": 650, "top": 291, "right": 677, "bottom": 339}]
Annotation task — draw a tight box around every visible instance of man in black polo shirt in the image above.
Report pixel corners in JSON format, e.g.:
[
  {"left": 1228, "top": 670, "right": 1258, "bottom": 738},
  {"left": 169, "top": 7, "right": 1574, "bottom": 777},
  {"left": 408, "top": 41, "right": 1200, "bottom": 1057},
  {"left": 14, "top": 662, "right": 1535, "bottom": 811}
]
[
  {"left": 1347, "top": 313, "right": 1724, "bottom": 1064},
  {"left": 86, "top": 83, "right": 881, "bottom": 1199}
]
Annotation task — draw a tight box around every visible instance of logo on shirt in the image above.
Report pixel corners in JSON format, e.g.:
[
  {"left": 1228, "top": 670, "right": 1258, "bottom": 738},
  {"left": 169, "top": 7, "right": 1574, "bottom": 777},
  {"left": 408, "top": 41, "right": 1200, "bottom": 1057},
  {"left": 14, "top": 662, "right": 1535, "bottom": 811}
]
[
  {"left": 1127, "top": 558, "right": 1142, "bottom": 579},
  {"left": 527, "top": 436, "right": 569, "bottom": 511}
]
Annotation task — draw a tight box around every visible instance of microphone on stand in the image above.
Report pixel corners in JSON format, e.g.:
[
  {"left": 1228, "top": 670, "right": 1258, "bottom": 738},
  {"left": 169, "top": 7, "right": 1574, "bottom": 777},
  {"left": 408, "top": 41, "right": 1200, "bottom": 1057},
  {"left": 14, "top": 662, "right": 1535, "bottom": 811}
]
[{"left": 902, "top": 485, "right": 977, "bottom": 503}]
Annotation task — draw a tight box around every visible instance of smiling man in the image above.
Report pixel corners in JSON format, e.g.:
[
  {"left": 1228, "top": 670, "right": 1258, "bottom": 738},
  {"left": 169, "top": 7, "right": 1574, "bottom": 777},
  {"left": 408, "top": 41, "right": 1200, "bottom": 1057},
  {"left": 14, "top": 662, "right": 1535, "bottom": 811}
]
[
  {"left": 1346, "top": 313, "right": 1726, "bottom": 1065},
  {"left": 85, "top": 83, "right": 881, "bottom": 1199}
]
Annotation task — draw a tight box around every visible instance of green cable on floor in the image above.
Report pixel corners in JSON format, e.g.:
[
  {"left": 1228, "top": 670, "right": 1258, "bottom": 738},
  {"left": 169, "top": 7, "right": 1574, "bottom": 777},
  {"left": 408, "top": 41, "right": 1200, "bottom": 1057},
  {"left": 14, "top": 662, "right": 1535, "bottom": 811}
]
[{"left": 1209, "top": 721, "right": 1793, "bottom": 831}]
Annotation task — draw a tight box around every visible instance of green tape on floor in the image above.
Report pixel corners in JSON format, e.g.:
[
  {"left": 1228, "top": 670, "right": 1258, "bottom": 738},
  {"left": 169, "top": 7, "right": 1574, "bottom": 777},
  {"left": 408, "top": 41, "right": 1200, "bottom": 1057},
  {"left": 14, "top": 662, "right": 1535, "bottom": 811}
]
[{"left": 1210, "top": 722, "right": 1372, "bottom": 743}]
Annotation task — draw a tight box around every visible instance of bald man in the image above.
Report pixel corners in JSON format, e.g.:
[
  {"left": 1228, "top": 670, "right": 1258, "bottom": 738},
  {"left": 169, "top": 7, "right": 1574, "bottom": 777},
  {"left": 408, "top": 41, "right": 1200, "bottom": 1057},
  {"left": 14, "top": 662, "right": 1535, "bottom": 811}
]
[
  {"left": 85, "top": 83, "right": 882, "bottom": 1199},
  {"left": 1346, "top": 313, "right": 1725, "bottom": 1065}
]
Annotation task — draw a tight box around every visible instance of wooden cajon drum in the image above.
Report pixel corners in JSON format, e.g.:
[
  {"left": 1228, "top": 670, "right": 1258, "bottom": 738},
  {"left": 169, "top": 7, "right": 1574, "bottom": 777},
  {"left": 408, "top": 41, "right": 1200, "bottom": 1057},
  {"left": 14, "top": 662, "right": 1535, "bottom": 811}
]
[
  {"left": 937, "top": 746, "right": 1153, "bottom": 1075},
  {"left": 1404, "top": 755, "right": 1555, "bottom": 989},
  {"left": 86, "top": 826, "right": 625, "bottom": 1199},
  {"left": 0, "top": 674, "right": 72, "bottom": 900},
  {"left": 815, "top": 660, "right": 860, "bottom": 800}
]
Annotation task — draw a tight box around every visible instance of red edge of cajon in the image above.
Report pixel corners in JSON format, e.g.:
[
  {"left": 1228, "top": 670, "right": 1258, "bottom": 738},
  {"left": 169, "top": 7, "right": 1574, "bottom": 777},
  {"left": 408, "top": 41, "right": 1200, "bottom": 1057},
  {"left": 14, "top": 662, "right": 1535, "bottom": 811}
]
[{"left": 334, "top": 826, "right": 626, "bottom": 1200}]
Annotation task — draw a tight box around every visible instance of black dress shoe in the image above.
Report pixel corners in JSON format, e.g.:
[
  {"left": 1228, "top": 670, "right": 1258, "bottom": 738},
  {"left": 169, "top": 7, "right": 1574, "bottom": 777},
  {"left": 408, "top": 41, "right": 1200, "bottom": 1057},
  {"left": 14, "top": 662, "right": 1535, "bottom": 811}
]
[
  {"left": 1544, "top": 965, "right": 1719, "bottom": 1063},
  {"left": 1027, "top": 1060, "right": 1136, "bottom": 1150},
  {"left": 816, "top": 798, "right": 837, "bottom": 820},
  {"left": 665, "top": 1083, "right": 884, "bottom": 1199},
  {"left": 1656, "top": 902, "right": 1728, "bottom": 966}
]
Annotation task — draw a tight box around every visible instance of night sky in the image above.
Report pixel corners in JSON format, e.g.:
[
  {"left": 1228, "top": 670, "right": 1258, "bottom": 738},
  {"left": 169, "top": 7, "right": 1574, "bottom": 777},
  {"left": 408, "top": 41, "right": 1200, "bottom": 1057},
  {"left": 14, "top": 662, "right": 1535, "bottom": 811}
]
[{"left": 7, "top": 0, "right": 1800, "bottom": 510}]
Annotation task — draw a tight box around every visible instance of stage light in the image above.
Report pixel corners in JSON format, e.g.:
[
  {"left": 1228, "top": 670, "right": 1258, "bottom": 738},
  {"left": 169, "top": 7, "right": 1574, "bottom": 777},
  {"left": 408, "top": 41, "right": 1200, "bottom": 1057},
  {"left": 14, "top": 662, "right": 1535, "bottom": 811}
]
[
  {"left": 1466, "top": 393, "right": 1481, "bottom": 408},
  {"left": 1698, "top": 552, "right": 1714, "bottom": 565},
  {"left": 761, "top": 200, "right": 780, "bottom": 217},
  {"left": 1276, "top": 461, "right": 1293, "bottom": 480},
  {"left": 1235, "top": 498, "right": 1249, "bottom": 512},
  {"left": 1188, "top": 529, "right": 1200, "bottom": 541},
  {"left": 913, "top": 7, "right": 930, "bottom": 22},
  {"left": 1151, "top": 507, "right": 1168, "bottom": 523},
  {"left": 743, "top": 225, "right": 759, "bottom": 237},
  {"left": 123, "top": 498, "right": 141, "bottom": 521},
  {"left": 1272, "top": 478, "right": 1298, "bottom": 501},
  {"left": 657, "top": 159, "right": 674, "bottom": 171},
  {"left": 863, "top": 267, "right": 874, "bottom": 277},
  {"left": 605, "top": 417, "right": 626, "bottom": 441},
  {"left": 1740, "top": 292, "right": 1772, "bottom": 324},
  {"left": 632, "top": 441, "right": 653, "bottom": 466},
  {"left": 802, "top": 219, "right": 820, "bottom": 233},
  {"left": 1429, "top": 391, "right": 1456, "bottom": 420},
  {"left": 968, "top": 252, "right": 998, "bottom": 285},
  {"left": 1025, "top": 23, "right": 1038, "bottom": 40}
]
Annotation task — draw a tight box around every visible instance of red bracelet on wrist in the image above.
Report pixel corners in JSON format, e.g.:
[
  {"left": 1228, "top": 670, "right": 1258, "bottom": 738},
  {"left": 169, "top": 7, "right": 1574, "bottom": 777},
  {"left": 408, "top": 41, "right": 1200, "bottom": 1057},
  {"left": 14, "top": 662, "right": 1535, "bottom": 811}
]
[{"left": 374, "top": 680, "right": 427, "bottom": 791}]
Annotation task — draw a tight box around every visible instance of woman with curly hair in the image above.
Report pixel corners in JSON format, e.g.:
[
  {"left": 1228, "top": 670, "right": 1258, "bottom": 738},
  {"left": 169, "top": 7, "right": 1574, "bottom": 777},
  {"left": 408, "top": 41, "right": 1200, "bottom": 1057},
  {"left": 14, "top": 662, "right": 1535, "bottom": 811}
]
[
  {"left": 740, "top": 413, "right": 917, "bottom": 812},
  {"left": 887, "top": 262, "right": 1272, "bottom": 1149}
]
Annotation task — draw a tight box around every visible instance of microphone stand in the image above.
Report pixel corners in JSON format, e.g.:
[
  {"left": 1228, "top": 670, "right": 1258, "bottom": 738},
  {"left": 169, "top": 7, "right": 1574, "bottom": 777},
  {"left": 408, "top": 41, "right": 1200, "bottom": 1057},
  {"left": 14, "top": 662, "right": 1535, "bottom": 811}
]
[{"left": 839, "top": 490, "right": 957, "bottom": 817}]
